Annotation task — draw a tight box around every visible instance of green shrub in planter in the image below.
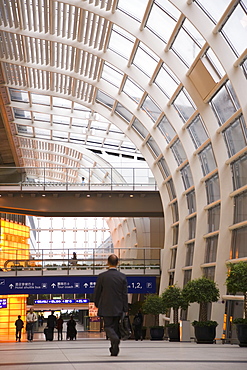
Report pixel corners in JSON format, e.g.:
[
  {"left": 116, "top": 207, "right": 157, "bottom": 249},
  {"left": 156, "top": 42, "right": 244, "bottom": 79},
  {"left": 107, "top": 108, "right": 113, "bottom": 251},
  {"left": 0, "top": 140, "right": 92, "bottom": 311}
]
[
  {"left": 226, "top": 262, "right": 247, "bottom": 347},
  {"left": 142, "top": 294, "right": 166, "bottom": 327},
  {"left": 183, "top": 277, "right": 219, "bottom": 343}
]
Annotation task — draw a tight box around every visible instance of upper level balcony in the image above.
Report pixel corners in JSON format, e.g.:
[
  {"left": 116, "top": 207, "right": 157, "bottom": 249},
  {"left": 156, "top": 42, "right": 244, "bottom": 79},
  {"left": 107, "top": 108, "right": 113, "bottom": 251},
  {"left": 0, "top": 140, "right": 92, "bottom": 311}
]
[
  {"left": 0, "top": 248, "right": 161, "bottom": 277},
  {"left": 0, "top": 166, "right": 158, "bottom": 192}
]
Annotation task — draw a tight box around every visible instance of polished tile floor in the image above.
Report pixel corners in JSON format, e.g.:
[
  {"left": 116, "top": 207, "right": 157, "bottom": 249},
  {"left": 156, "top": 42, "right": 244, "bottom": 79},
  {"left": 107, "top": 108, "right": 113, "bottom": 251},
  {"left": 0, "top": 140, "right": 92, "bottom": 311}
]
[{"left": 0, "top": 335, "right": 246, "bottom": 370}]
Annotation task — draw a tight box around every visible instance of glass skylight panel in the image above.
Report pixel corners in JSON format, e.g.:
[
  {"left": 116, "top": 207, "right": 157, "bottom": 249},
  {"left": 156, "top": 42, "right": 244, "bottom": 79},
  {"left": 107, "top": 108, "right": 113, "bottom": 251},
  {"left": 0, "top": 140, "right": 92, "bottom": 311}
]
[
  {"left": 171, "top": 140, "right": 187, "bottom": 165},
  {"left": 202, "top": 49, "right": 225, "bottom": 81},
  {"left": 71, "top": 118, "right": 88, "bottom": 128},
  {"left": 35, "top": 128, "right": 51, "bottom": 138},
  {"left": 33, "top": 112, "right": 50, "bottom": 122},
  {"left": 107, "top": 124, "right": 123, "bottom": 134},
  {"left": 101, "top": 63, "right": 124, "bottom": 88},
  {"left": 187, "top": 115, "right": 209, "bottom": 149},
  {"left": 221, "top": 2, "right": 247, "bottom": 56},
  {"left": 73, "top": 103, "right": 91, "bottom": 112},
  {"left": 86, "top": 137, "right": 103, "bottom": 147},
  {"left": 108, "top": 25, "right": 134, "bottom": 60},
  {"left": 223, "top": 116, "right": 247, "bottom": 157},
  {"left": 147, "top": 137, "right": 161, "bottom": 157},
  {"left": 132, "top": 118, "right": 149, "bottom": 138},
  {"left": 104, "top": 139, "right": 119, "bottom": 148},
  {"left": 141, "top": 96, "right": 162, "bottom": 122},
  {"left": 198, "top": 144, "right": 217, "bottom": 176},
  {"left": 231, "top": 154, "right": 247, "bottom": 190},
  {"left": 241, "top": 59, "right": 247, "bottom": 79},
  {"left": 122, "top": 77, "right": 144, "bottom": 103},
  {"left": 155, "top": 0, "right": 181, "bottom": 19},
  {"left": 115, "top": 103, "right": 133, "bottom": 122},
  {"left": 53, "top": 115, "right": 70, "bottom": 125},
  {"left": 172, "top": 19, "right": 204, "bottom": 67},
  {"left": 173, "top": 89, "right": 196, "bottom": 123},
  {"left": 70, "top": 133, "right": 84, "bottom": 143},
  {"left": 53, "top": 97, "right": 72, "bottom": 109},
  {"left": 158, "top": 157, "right": 170, "bottom": 177},
  {"left": 180, "top": 165, "right": 194, "bottom": 190},
  {"left": 17, "top": 125, "right": 33, "bottom": 135},
  {"left": 146, "top": 2, "right": 178, "bottom": 43},
  {"left": 117, "top": 0, "right": 149, "bottom": 21},
  {"left": 205, "top": 175, "right": 220, "bottom": 203},
  {"left": 154, "top": 64, "right": 179, "bottom": 98},
  {"left": 90, "top": 120, "right": 109, "bottom": 131},
  {"left": 53, "top": 133, "right": 68, "bottom": 142},
  {"left": 120, "top": 141, "right": 137, "bottom": 151},
  {"left": 96, "top": 90, "right": 115, "bottom": 109},
  {"left": 157, "top": 115, "right": 176, "bottom": 143},
  {"left": 9, "top": 89, "right": 29, "bottom": 103},
  {"left": 132, "top": 42, "right": 159, "bottom": 78},
  {"left": 31, "top": 93, "right": 50, "bottom": 106},
  {"left": 194, "top": 0, "right": 231, "bottom": 23},
  {"left": 210, "top": 81, "right": 240, "bottom": 125},
  {"left": 13, "top": 108, "right": 31, "bottom": 120}
]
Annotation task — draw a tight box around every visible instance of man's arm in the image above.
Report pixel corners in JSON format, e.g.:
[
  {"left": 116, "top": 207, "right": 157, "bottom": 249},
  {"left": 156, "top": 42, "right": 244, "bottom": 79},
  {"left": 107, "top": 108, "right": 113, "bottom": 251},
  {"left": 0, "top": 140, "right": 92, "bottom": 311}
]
[
  {"left": 93, "top": 276, "right": 102, "bottom": 308},
  {"left": 122, "top": 277, "right": 129, "bottom": 313}
]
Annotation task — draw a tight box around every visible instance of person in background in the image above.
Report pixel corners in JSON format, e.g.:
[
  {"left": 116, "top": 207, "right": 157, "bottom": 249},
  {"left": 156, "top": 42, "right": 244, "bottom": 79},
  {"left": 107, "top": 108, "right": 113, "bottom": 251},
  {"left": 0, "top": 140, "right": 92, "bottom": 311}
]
[
  {"left": 56, "top": 316, "right": 64, "bottom": 340},
  {"left": 94, "top": 254, "right": 128, "bottom": 357},
  {"left": 15, "top": 315, "right": 24, "bottom": 342},
  {"left": 38, "top": 313, "right": 44, "bottom": 327},
  {"left": 133, "top": 309, "right": 143, "bottom": 341},
  {"left": 47, "top": 310, "right": 57, "bottom": 341},
  {"left": 26, "top": 308, "right": 37, "bottom": 342},
  {"left": 81, "top": 177, "right": 85, "bottom": 184},
  {"left": 66, "top": 316, "right": 77, "bottom": 340},
  {"left": 71, "top": 252, "right": 77, "bottom": 266}
]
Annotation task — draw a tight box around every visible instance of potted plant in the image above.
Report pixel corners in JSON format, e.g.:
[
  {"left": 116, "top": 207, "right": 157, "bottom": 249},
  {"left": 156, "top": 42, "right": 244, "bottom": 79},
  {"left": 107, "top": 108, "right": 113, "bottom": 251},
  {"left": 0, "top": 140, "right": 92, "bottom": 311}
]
[
  {"left": 161, "top": 285, "right": 188, "bottom": 342},
  {"left": 142, "top": 294, "right": 166, "bottom": 340},
  {"left": 225, "top": 261, "right": 247, "bottom": 347},
  {"left": 183, "top": 277, "right": 220, "bottom": 344}
]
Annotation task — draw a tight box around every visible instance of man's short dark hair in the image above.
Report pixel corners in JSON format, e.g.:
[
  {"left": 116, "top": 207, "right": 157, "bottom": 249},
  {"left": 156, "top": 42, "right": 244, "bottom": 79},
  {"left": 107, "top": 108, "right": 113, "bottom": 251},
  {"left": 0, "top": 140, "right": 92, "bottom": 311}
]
[{"left": 108, "top": 254, "right": 118, "bottom": 266}]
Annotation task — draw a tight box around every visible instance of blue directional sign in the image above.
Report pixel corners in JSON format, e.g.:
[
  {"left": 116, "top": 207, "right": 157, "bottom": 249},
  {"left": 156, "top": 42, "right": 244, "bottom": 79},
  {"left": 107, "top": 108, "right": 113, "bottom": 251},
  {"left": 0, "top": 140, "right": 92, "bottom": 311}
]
[
  {"left": 34, "top": 299, "right": 89, "bottom": 304},
  {"left": 0, "top": 276, "right": 156, "bottom": 295},
  {"left": 0, "top": 298, "right": 7, "bottom": 309}
]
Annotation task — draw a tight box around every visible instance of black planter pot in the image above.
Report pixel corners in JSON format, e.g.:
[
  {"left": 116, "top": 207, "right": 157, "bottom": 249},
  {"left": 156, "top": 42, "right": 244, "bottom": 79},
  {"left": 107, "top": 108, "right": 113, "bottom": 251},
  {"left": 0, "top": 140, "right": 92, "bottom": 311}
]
[
  {"left": 150, "top": 327, "right": 164, "bottom": 341},
  {"left": 168, "top": 326, "right": 180, "bottom": 342},
  {"left": 236, "top": 324, "right": 247, "bottom": 347},
  {"left": 194, "top": 325, "right": 216, "bottom": 344}
]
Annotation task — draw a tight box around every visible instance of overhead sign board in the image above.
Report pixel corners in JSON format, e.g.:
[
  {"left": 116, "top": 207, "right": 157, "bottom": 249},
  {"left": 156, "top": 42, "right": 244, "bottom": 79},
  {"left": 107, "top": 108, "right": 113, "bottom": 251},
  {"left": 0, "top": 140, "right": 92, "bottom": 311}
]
[
  {"left": 0, "top": 298, "right": 7, "bottom": 308},
  {"left": 0, "top": 276, "right": 156, "bottom": 295},
  {"left": 34, "top": 299, "right": 89, "bottom": 304}
]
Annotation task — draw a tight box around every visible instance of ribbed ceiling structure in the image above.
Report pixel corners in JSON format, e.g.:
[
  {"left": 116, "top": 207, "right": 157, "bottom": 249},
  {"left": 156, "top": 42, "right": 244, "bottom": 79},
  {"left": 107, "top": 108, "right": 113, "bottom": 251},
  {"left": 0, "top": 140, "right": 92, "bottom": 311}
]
[{"left": 0, "top": 0, "right": 247, "bottom": 332}]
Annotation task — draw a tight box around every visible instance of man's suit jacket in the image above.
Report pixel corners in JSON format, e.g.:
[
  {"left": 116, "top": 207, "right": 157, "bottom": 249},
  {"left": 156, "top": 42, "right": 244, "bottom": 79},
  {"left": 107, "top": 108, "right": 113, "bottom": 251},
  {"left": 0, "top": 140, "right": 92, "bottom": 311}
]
[{"left": 94, "top": 268, "right": 128, "bottom": 317}]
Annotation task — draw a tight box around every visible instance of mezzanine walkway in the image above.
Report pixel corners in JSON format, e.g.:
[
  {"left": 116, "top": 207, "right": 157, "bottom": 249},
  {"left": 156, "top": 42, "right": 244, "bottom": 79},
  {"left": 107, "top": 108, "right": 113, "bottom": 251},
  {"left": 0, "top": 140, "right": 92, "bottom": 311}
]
[
  {"left": 0, "top": 336, "right": 246, "bottom": 370},
  {"left": 0, "top": 167, "right": 163, "bottom": 217}
]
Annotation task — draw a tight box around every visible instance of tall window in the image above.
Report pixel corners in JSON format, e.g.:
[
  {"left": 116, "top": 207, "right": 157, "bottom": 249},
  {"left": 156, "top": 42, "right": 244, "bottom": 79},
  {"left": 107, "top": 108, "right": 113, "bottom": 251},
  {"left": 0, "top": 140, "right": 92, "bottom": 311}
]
[
  {"left": 185, "top": 243, "right": 194, "bottom": 266},
  {"left": 208, "top": 205, "right": 220, "bottom": 233},
  {"left": 205, "top": 236, "right": 218, "bottom": 263}
]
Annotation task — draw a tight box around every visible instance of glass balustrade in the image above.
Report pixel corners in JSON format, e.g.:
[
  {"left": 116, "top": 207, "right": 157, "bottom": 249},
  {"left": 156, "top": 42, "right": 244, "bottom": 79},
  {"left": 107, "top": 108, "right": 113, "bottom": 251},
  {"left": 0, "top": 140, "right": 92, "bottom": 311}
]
[{"left": 0, "top": 248, "right": 161, "bottom": 276}]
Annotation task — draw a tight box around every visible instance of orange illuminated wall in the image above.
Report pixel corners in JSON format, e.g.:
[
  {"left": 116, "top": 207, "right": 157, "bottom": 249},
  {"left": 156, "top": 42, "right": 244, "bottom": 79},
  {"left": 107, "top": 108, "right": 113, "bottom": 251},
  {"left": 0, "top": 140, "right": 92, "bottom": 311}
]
[
  {"left": 0, "top": 295, "right": 28, "bottom": 340},
  {"left": 0, "top": 220, "right": 30, "bottom": 270},
  {"left": 0, "top": 219, "right": 30, "bottom": 340}
]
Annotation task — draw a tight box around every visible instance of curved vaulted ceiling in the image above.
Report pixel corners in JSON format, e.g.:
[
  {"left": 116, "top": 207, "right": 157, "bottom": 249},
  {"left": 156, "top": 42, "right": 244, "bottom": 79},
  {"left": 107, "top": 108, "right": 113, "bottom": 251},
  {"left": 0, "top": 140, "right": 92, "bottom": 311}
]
[{"left": 0, "top": 0, "right": 247, "bottom": 309}]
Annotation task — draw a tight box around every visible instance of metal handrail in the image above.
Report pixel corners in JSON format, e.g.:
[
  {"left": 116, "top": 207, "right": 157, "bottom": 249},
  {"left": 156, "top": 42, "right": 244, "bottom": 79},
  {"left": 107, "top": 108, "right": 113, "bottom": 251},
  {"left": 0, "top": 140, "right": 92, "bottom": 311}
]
[
  {"left": 0, "top": 248, "right": 161, "bottom": 276},
  {"left": 0, "top": 166, "right": 158, "bottom": 192}
]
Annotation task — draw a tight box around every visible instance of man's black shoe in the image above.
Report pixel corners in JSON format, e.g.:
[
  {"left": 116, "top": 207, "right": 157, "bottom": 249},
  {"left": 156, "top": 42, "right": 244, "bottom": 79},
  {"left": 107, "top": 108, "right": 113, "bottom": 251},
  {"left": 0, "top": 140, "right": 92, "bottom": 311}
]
[{"left": 110, "top": 339, "right": 120, "bottom": 356}]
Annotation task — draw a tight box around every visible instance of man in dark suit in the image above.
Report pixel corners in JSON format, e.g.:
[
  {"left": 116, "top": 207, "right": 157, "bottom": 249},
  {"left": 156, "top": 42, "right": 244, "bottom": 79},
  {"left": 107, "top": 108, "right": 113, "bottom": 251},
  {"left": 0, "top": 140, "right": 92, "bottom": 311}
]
[{"left": 94, "top": 254, "right": 128, "bottom": 356}]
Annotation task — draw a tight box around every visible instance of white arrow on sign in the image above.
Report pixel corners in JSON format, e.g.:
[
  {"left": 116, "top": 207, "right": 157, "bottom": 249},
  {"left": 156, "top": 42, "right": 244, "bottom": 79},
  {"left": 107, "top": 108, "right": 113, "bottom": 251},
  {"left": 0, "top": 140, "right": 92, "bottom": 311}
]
[
  {"left": 83, "top": 283, "right": 89, "bottom": 288},
  {"left": 51, "top": 283, "right": 56, "bottom": 288},
  {"left": 9, "top": 284, "right": 14, "bottom": 289}
]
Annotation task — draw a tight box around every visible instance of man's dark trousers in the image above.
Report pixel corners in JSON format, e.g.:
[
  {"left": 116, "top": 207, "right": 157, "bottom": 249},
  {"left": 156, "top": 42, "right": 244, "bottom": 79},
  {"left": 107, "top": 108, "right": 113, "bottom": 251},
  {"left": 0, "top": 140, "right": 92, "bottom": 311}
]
[{"left": 103, "top": 317, "right": 120, "bottom": 355}]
